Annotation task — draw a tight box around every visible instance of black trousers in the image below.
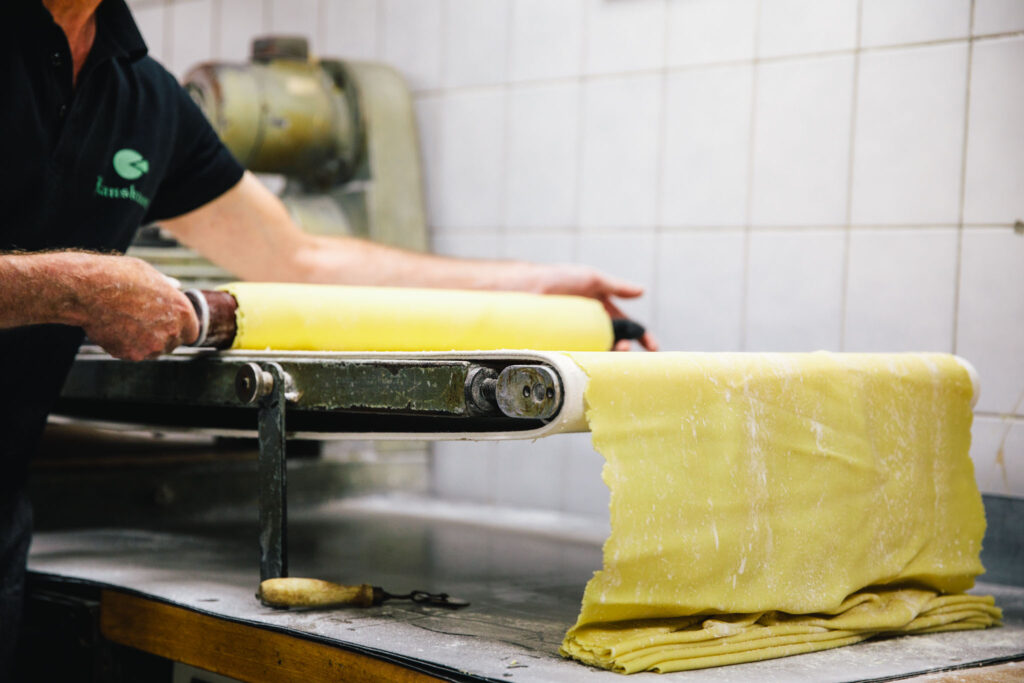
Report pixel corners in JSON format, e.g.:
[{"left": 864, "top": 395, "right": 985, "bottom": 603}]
[{"left": 0, "top": 487, "right": 31, "bottom": 680}]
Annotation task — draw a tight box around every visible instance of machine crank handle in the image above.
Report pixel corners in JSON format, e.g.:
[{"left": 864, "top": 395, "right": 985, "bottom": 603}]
[
  {"left": 611, "top": 318, "right": 646, "bottom": 346},
  {"left": 258, "top": 577, "right": 469, "bottom": 609}
]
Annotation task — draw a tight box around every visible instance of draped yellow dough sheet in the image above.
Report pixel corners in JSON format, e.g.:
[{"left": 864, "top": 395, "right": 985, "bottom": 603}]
[
  {"left": 560, "top": 352, "right": 1000, "bottom": 674},
  {"left": 220, "top": 282, "right": 614, "bottom": 352}
]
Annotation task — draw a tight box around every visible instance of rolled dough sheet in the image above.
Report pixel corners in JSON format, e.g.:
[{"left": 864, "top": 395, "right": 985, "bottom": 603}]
[
  {"left": 560, "top": 352, "right": 1000, "bottom": 674},
  {"left": 220, "top": 282, "right": 614, "bottom": 352}
]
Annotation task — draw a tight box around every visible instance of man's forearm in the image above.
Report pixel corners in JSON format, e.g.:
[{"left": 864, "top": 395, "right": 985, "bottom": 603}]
[
  {"left": 0, "top": 251, "right": 97, "bottom": 328},
  {"left": 292, "top": 234, "right": 545, "bottom": 292},
  {"left": 0, "top": 251, "right": 199, "bottom": 360}
]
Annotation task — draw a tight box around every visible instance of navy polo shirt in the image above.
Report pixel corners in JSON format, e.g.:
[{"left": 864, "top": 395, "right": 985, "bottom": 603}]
[{"left": 0, "top": 0, "right": 245, "bottom": 487}]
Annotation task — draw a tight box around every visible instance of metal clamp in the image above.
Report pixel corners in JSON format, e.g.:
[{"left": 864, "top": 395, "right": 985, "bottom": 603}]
[
  {"left": 235, "top": 362, "right": 293, "bottom": 582},
  {"left": 236, "top": 362, "right": 300, "bottom": 405}
]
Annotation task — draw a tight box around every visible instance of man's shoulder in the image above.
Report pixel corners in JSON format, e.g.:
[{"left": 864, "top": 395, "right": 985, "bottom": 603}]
[{"left": 126, "top": 54, "right": 183, "bottom": 92}]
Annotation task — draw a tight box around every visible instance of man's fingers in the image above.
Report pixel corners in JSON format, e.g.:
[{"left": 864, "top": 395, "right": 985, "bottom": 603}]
[
  {"left": 598, "top": 275, "right": 644, "bottom": 299},
  {"left": 639, "top": 331, "right": 659, "bottom": 352},
  {"left": 177, "top": 293, "right": 201, "bottom": 346}
]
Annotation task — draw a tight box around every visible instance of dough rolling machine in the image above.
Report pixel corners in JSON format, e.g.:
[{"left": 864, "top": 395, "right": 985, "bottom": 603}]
[{"left": 53, "top": 283, "right": 647, "bottom": 583}]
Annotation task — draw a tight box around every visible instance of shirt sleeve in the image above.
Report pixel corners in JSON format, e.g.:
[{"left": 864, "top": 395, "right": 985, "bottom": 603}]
[{"left": 143, "top": 76, "right": 245, "bottom": 223}]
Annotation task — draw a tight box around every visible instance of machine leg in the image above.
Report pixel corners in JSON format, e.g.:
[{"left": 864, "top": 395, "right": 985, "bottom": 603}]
[{"left": 257, "top": 363, "right": 288, "bottom": 582}]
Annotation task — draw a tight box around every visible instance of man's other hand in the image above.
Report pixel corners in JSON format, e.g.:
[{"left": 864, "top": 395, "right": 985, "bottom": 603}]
[
  {"left": 530, "top": 263, "right": 659, "bottom": 352},
  {"left": 78, "top": 256, "right": 199, "bottom": 361}
]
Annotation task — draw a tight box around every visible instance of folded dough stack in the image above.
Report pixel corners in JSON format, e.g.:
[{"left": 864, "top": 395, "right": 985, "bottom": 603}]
[{"left": 560, "top": 352, "right": 1000, "bottom": 673}]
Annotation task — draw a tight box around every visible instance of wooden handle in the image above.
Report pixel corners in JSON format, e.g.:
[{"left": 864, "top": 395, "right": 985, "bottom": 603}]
[{"left": 259, "top": 578, "right": 379, "bottom": 608}]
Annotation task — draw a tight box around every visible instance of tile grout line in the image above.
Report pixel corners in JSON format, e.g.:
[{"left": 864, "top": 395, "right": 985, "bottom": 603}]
[
  {"left": 210, "top": 0, "right": 221, "bottom": 60},
  {"left": 159, "top": 0, "right": 172, "bottom": 69},
  {"left": 315, "top": 0, "right": 327, "bottom": 57},
  {"left": 739, "top": 0, "right": 763, "bottom": 352},
  {"left": 376, "top": 0, "right": 388, "bottom": 63},
  {"left": 372, "top": 0, "right": 383, "bottom": 61},
  {"left": 838, "top": 0, "right": 865, "bottom": 352},
  {"left": 407, "top": 29, "right": 1024, "bottom": 101},
  {"left": 434, "top": 222, "right": 1016, "bottom": 236},
  {"left": 496, "top": 0, "right": 514, "bottom": 259},
  {"left": 651, "top": 0, "right": 672, "bottom": 336},
  {"left": 952, "top": 0, "right": 977, "bottom": 357},
  {"left": 570, "top": 0, "right": 591, "bottom": 264}
]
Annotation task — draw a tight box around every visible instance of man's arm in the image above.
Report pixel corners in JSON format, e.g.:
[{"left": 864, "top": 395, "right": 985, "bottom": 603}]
[
  {"left": 161, "top": 172, "right": 657, "bottom": 350},
  {"left": 0, "top": 251, "right": 198, "bottom": 360}
]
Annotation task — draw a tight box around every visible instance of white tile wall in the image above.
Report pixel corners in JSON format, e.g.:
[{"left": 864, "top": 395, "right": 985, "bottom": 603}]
[
  {"left": 745, "top": 230, "right": 845, "bottom": 352},
  {"left": 560, "top": 433, "right": 609, "bottom": 517},
  {"left": 758, "top": 0, "right": 859, "bottom": 59},
  {"left": 432, "top": 89, "right": 506, "bottom": 230},
  {"left": 971, "top": 417, "right": 1024, "bottom": 498},
  {"left": 131, "top": 0, "right": 1024, "bottom": 504},
  {"left": 431, "top": 440, "right": 495, "bottom": 503},
  {"left": 322, "top": 0, "right": 379, "bottom": 61},
  {"left": 578, "top": 74, "right": 661, "bottom": 229},
  {"left": 844, "top": 229, "right": 959, "bottom": 352},
  {"left": 851, "top": 43, "right": 969, "bottom": 226},
  {"left": 655, "top": 231, "right": 745, "bottom": 351},
  {"left": 216, "top": 0, "right": 265, "bottom": 61},
  {"left": 973, "top": 0, "right": 1024, "bottom": 36},
  {"left": 443, "top": 0, "right": 509, "bottom": 89},
  {"left": 132, "top": 2, "right": 166, "bottom": 59},
  {"left": 666, "top": 0, "right": 758, "bottom": 67},
  {"left": 661, "top": 64, "right": 753, "bottom": 228},
  {"left": 267, "top": 0, "right": 320, "bottom": 51},
  {"left": 957, "top": 229, "right": 1024, "bottom": 415},
  {"left": 503, "top": 230, "right": 575, "bottom": 264},
  {"left": 584, "top": 0, "right": 665, "bottom": 75},
  {"left": 493, "top": 439, "right": 563, "bottom": 508},
  {"left": 860, "top": 0, "right": 971, "bottom": 48},
  {"left": 168, "top": 0, "right": 211, "bottom": 79},
  {"left": 380, "top": 0, "right": 443, "bottom": 91},
  {"left": 505, "top": 83, "right": 580, "bottom": 229},
  {"left": 963, "top": 36, "right": 1024, "bottom": 226},
  {"left": 509, "top": 0, "right": 584, "bottom": 82},
  {"left": 576, "top": 231, "right": 657, "bottom": 325},
  {"left": 751, "top": 54, "right": 855, "bottom": 227}
]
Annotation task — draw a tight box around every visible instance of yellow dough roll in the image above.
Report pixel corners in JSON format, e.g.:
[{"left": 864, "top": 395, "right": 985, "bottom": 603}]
[
  {"left": 219, "top": 282, "right": 614, "bottom": 352},
  {"left": 560, "top": 352, "right": 999, "bottom": 673}
]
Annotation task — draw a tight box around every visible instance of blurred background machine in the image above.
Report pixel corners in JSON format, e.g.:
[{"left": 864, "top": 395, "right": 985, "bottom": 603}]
[
  {"left": 129, "top": 35, "right": 428, "bottom": 287},
  {"left": 35, "top": 36, "right": 432, "bottom": 529}
]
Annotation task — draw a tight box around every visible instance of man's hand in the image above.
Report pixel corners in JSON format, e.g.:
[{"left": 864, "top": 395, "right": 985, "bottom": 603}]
[
  {"left": 0, "top": 252, "right": 198, "bottom": 361},
  {"left": 529, "top": 263, "right": 659, "bottom": 351},
  {"left": 77, "top": 256, "right": 199, "bottom": 360}
]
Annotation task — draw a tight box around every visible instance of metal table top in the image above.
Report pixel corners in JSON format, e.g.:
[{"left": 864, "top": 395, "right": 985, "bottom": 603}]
[{"left": 27, "top": 496, "right": 1024, "bottom": 682}]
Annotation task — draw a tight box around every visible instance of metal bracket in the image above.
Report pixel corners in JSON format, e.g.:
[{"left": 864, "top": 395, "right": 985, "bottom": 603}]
[{"left": 253, "top": 362, "right": 289, "bottom": 582}]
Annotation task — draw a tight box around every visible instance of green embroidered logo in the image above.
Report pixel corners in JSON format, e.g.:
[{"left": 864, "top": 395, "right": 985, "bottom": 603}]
[
  {"left": 96, "top": 148, "right": 151, "bottom": 208},
  {"left": 95, "top": 177, "right": 150, "bottom": 209},
  {"left": 112, "top": 148, "right": 149, "bottom": 180}
]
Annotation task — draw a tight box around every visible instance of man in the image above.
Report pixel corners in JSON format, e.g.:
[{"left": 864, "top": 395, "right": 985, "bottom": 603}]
[{"left": 0, "top": 0, "right": 655, "bottom": 673}]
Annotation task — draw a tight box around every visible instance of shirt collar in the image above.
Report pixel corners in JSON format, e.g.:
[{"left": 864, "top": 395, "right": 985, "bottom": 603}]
[{"left": 94, "top": 0, "right": 148, "bottom": 62}]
